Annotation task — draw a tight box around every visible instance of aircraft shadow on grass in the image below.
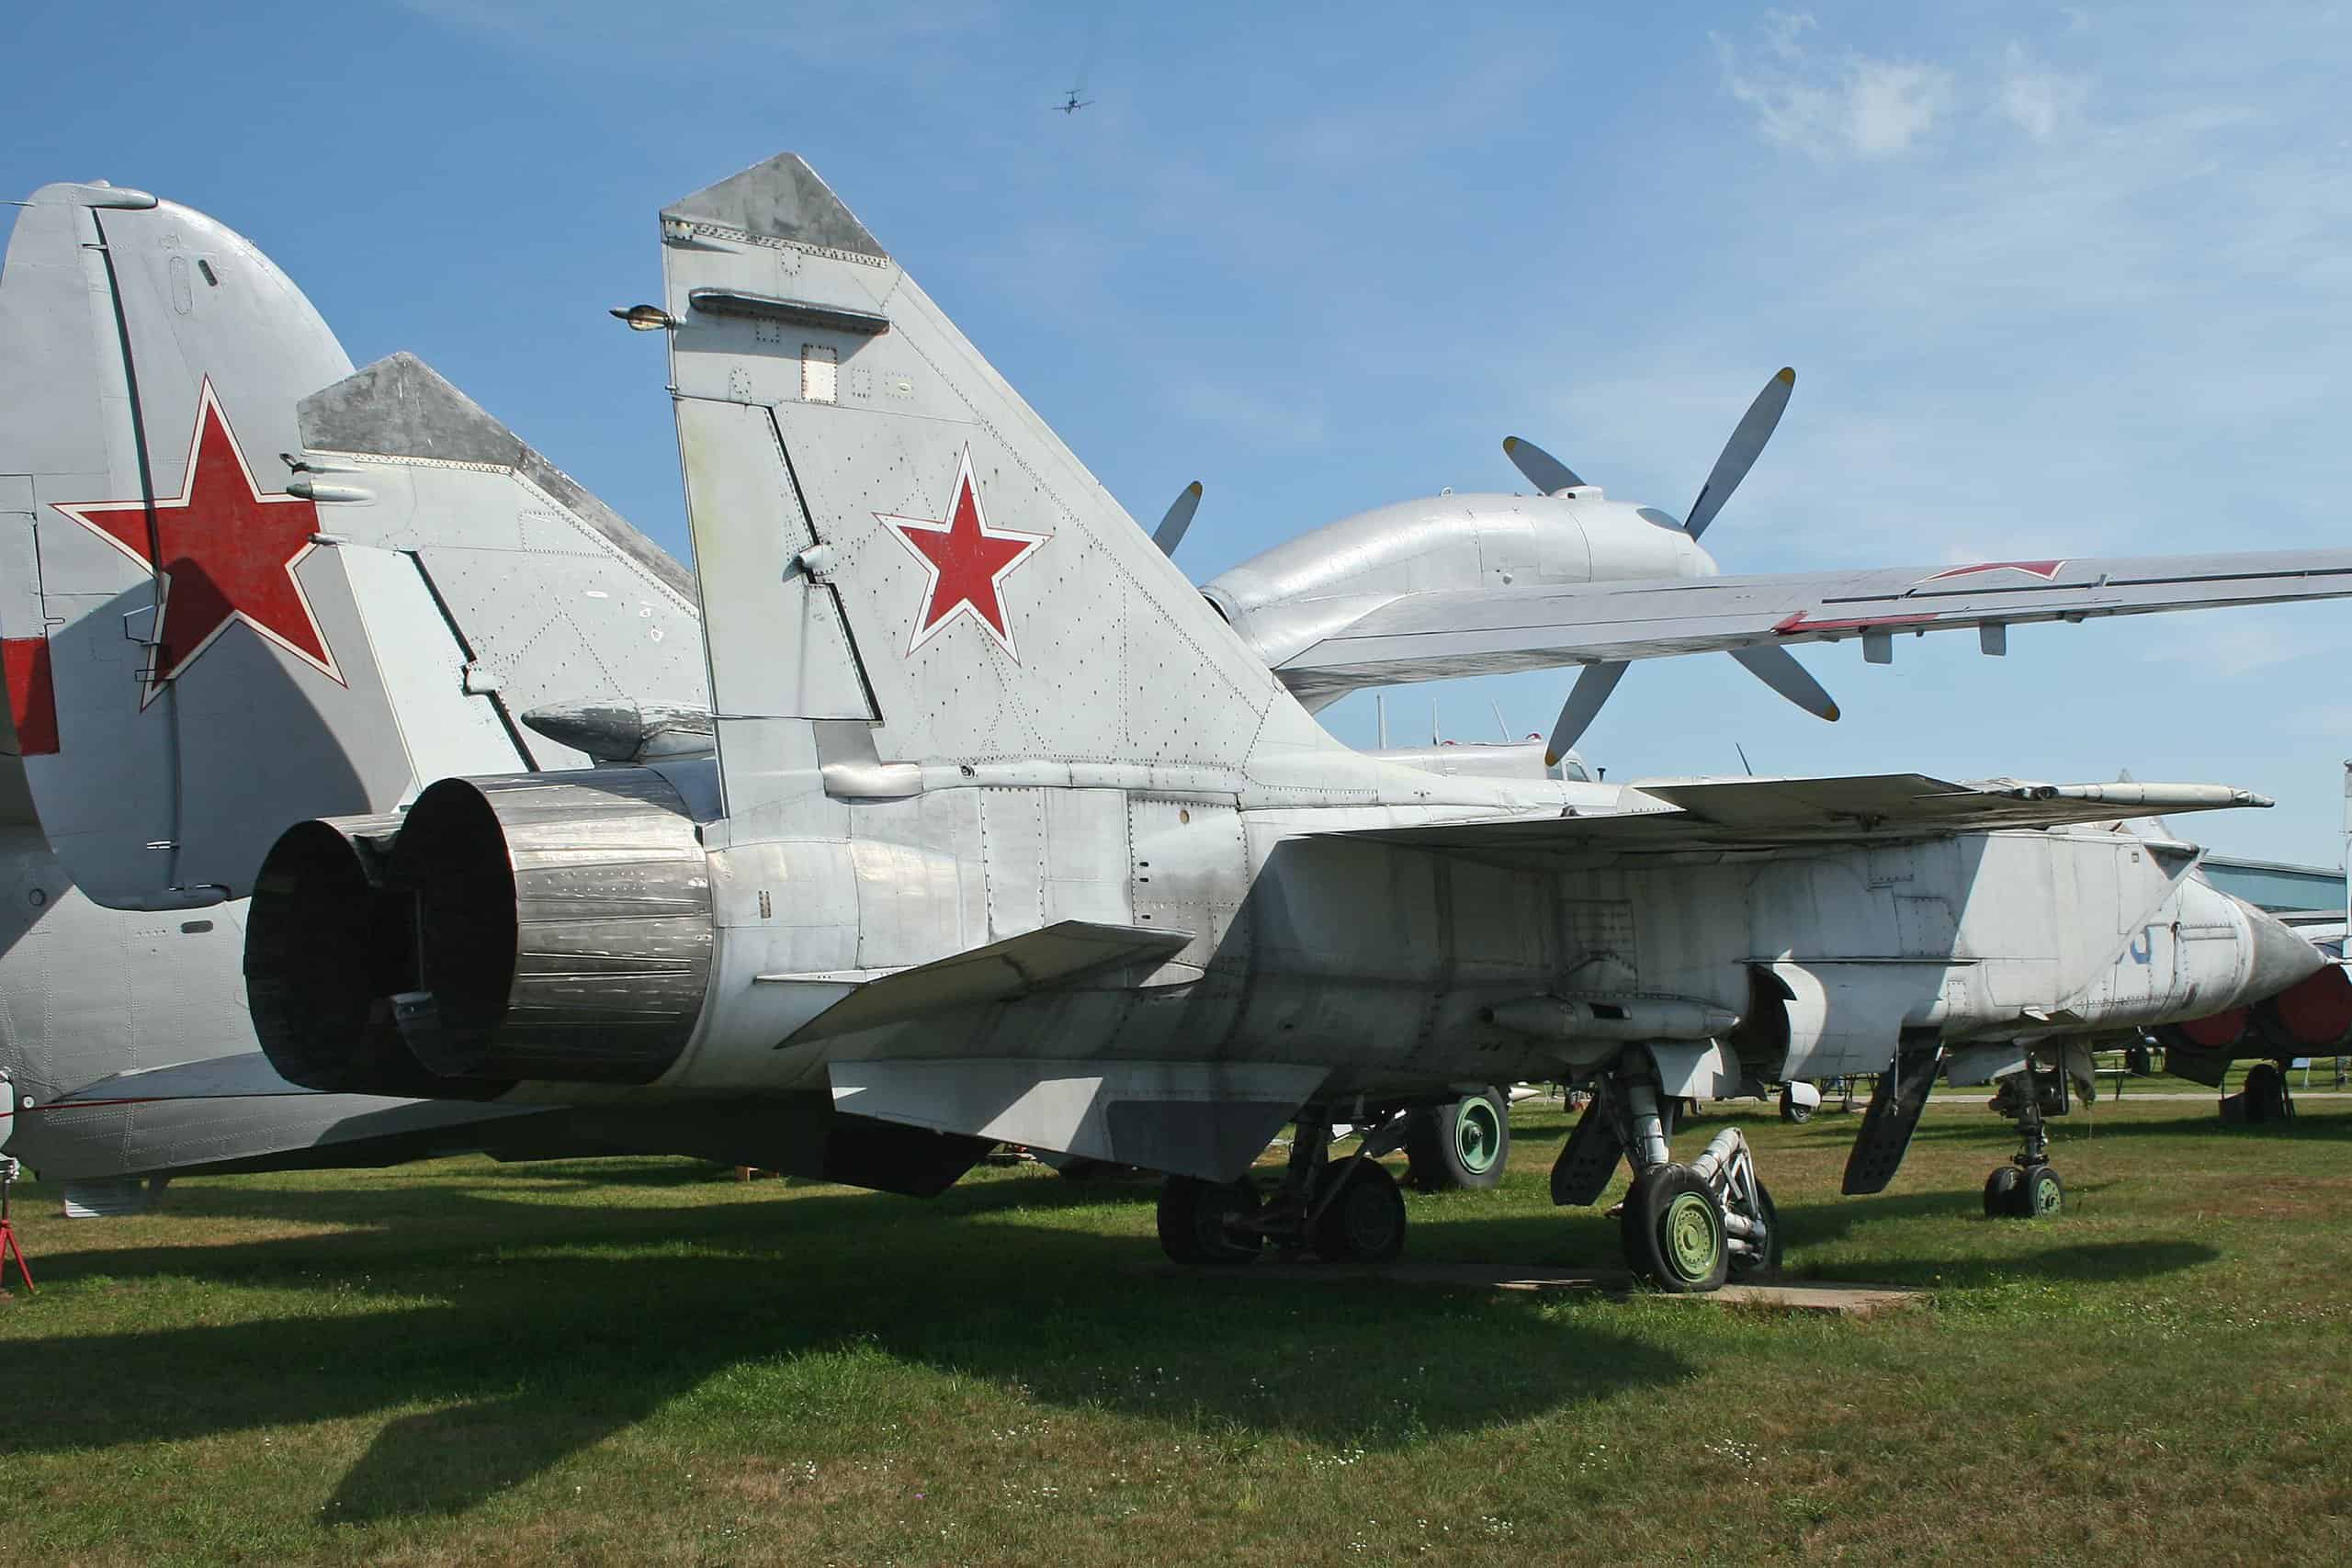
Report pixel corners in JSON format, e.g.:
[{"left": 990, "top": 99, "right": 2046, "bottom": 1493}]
[
  {"left": 9, "top": 1173, "right": 1696, "bottom": 1523},
  {"left": 10, "top": 1122, "right": 2248, "bottom": 1523}
]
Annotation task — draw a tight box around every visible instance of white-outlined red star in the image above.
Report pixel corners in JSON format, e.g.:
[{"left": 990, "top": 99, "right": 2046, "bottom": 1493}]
[
  {"left": 876, "top": 445, "right": 1048, "bottom": 662},
  {"left": 49, "top": 378, "right": 343, "bottom": 705}
]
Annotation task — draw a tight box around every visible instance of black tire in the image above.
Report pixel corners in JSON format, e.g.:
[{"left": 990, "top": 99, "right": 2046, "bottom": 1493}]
[
  {"left": 1620, "top": 1164, "right": 1729, "bottom": 1293},
  {"left": 2019, "top": 1164, "right": 2064, "bottom": 1218},
  {"left": 1156, "top": 1175, "right": 1262, "bottom": 1265},
  {"left": 1310, "top": 1158, "right": 1408, "bottom": 1263},
  {"left": 1779, "top": 1085, "right": 1813, "bottom": 1124},
  {"left": 1730, "top": 1179, "right": 1783, "bottom": 1279},
  {"left": 1403, "top": 1087, "right": 1511, "bottom": 1190},
  {"left": 1984, "top": 1165, "right": 2023, "bottom": 1218},
  {"left": 2244, "top": 1061, "right": 2294, "bottom": 1124}
]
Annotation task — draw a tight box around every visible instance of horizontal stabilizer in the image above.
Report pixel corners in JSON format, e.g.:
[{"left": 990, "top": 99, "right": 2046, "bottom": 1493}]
[
  {"left": 830, "top": 1059, "right": 1328, "bottom": 1183},
  {"left": 1330, "top": 773, "right": 2269, "bottom": 866},
  {"left": 779, "top": 919, "right": 1194, "bottom": 1043}
]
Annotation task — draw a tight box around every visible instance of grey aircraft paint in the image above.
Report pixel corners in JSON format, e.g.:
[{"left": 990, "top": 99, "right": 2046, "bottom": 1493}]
[{"left": 239, "top": 154, "right": 2322, "bottom": 1286}]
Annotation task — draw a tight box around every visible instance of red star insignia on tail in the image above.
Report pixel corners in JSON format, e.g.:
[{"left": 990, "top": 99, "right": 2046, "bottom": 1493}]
[
  {"left": 876, "top": 446, "right": 1048, "bottom": 661},
  {"left": 50, "top": 378, "right": 342, "bottom": 704}
]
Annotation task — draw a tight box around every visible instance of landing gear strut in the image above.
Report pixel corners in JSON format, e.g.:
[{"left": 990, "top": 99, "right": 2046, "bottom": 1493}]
[
  {"left": 1155, "top": 1106, "right": 1414, "bottom": 1267},
  {"left": 1985, "top": 1050, "right": 2067, "bottom": 1219},
  {"left": 1561, "top": 1069, "right": 1780, "bottom": 1292},
  {"left": 2223, "top": 1059, "right": 2296, "bottom": 1125}
]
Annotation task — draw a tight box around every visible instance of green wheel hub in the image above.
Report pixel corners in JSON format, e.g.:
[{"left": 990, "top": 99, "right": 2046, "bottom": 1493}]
[
  {"left": 1453, "top": 1097, "right": 1504, "bottom": 1176},
  {"left": 2030, "top": 1170, "right": 2063, "bottom": 1216},
  {"left": 1661, "top": 1190, "right": 1723, "bottom": 1282}
]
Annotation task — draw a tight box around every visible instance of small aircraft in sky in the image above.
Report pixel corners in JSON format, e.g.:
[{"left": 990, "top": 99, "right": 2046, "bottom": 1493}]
[
  {"left": 230, "top": 152, "right": 2325, "bottom": 1291},
  {"left": 1054, "top": 88, "right": 1092, "bottom": 115}
]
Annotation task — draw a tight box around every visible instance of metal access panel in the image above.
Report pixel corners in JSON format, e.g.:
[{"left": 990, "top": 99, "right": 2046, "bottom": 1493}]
[{"left": 1128, "top": 798, "right": 1248, "bottom": 970}]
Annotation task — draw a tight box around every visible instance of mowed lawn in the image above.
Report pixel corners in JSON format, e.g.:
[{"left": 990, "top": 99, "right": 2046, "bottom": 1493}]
[{"left": 3, "top": 1094, "right": 2347, "bottom": 1567}]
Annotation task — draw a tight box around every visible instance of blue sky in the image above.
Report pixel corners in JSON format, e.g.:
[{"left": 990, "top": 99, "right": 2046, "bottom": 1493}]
[{"left": 7, "top": 2, "right": 2352, "bottom": 864}]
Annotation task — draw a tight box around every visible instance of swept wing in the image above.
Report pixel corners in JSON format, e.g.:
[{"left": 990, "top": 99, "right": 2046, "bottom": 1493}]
[{"left": 1327, "top": 773, "right": 2268, "bottom": 867}]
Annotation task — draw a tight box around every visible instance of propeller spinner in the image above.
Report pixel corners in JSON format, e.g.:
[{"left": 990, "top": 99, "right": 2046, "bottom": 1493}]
[{"left": 1520, "top": 367, "right": 1828, "bottom": 762}]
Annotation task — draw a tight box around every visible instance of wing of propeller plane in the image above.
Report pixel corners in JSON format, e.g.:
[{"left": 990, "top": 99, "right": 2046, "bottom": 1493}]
[{"left": 1260, "top": 547, "right": 2352, "bottom": 715}]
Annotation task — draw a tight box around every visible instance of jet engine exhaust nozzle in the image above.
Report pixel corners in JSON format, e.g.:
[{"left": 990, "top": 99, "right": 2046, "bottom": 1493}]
[{"left": 246, "top": 766, "right": 716, "bottom": 1095}]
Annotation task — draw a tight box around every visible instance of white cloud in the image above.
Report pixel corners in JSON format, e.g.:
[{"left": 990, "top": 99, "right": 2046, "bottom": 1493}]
[
  {"left": 1996, "top": 44, "right": 2091, "bottom": 140},
  {"left": 1715, "top": 14, "right": 1953, "bottom": 160}
]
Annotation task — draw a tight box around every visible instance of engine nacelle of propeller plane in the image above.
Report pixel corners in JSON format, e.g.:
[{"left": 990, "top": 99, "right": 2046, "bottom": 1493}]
[{"left": 1203, "top": 489, "right": 1719, "bottom": 688}]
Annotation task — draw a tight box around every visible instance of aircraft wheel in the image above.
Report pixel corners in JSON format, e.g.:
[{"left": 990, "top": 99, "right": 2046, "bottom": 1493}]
[
  {"left": 2244, "top": 1062, "right": 2294, "bottom": 1124},
  {"left": 1310, "top": 1159, "right": 1408, "bottom": 1263},
  {"left": 1984, "top": 1165, "right": 2023, "bottom": 1218},
  {"left": 1730, "top": 1178, "right": 1783, "bottom": 1279},
  {"left": 1157, "top": 1175, "right": 1263, "bottom": 1266},
  {"left": 2014, "top": 1164, "right": 2064, "bottom": 1218},
  {"left": 1404, "top": 1087, "right": 1510, "bottom": 1190},
  {"left": 1779, "top": 1086, "right": 1813, "bottom": 1124},
  {"left": 1622, "top": 1163, "right": 1728, "bottom": 1293}
]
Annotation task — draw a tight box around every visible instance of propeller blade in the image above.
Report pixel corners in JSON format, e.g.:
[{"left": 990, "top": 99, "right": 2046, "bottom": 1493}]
[
  {"left": 1151, "top": 480, "right": 1204, "bottom": 557},
  {"left": 1502, "top": 436, "right": 1586, "bottom": 496},
  {"left": 1545, "top": 660, "right": 1628, "bottom": 765},
  {"left": 1682, "top": 367, "right": 1794, "bottom": 540},
  {"left": 1728, "top": 644, "right": 1839, "bottom": 722}
]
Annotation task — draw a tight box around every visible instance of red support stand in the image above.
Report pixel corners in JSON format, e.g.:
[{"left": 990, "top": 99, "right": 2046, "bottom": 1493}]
[{"left": 0, "top": 1171, "right": 32, "bottom": 1293}]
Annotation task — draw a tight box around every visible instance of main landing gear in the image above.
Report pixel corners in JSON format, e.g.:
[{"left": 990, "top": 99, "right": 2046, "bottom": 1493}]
[
  {"left": 2222, "top": 1059, "right": 2296, "bottom": 1125},
  {"left": 1156, "top": 1107, "right": 1414, "bottom": 1267},
  {"left": 1555, "top": 1072, "right": 1781, "bottom": 1292},
  {"left": 1984, "top": 1050, "right": 2068, "bottom": 1220}
]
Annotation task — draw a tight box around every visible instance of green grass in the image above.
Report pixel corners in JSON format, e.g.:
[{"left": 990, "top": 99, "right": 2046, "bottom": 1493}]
[{"left": 3, "top": 1098, "right": 2347, "bottom": 1566}]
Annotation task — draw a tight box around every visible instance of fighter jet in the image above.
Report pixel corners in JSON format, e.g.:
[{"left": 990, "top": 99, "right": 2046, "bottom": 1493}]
[
  {"left": 240, "top": 153, "right": 2324, "bottom": 1292},
  {"left": 0, "top": 179, "right": 1525, "bottom": 1208}
]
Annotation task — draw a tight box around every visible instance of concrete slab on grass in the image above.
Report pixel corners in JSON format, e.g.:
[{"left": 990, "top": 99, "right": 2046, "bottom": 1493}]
[{"left": 1149, "top": 1261, "right": 1926, "bottom": 1317}]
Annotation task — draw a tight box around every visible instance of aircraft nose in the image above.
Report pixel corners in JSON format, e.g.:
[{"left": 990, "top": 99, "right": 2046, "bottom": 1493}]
[{"left": 2236, "top": 898, "right": 2324, "bottom": 1006}]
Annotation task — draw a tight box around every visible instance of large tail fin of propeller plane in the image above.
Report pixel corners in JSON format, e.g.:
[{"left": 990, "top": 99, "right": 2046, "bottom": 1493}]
[
  {"left": 0, "top": 185, "right": 712, "bottom": 911},
  {"left": 0, "top": 182, "right": 412, "bottom": 908},
  {"left": 654, "top": 153, "right": 1335, "bottom": 822}
]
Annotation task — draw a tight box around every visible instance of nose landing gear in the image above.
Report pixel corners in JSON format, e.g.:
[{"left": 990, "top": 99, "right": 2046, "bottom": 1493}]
[{"left": 1985, "top": 1050, "right": 2068, "bottom": 1219}]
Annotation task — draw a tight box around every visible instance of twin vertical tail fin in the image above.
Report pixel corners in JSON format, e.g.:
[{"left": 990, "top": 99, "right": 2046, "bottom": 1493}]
[{"left": 655, "top": 153, "right": 1329, "bottom": 819}]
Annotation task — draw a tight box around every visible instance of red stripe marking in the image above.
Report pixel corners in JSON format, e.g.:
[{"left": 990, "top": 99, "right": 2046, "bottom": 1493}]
[
  {"left": 2, "top": 637, "right": 58, "bottom": 755},
  {"left": 1773, "top": 611, "right": 1941, "bottom": 636},
  {"left": 1915, "top": 559, "right": 2066, "bottom": 583}
]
